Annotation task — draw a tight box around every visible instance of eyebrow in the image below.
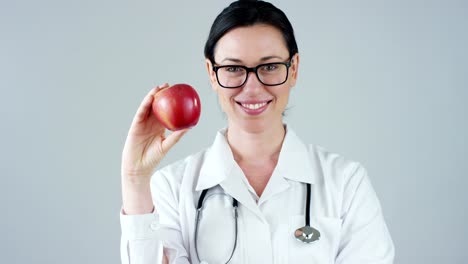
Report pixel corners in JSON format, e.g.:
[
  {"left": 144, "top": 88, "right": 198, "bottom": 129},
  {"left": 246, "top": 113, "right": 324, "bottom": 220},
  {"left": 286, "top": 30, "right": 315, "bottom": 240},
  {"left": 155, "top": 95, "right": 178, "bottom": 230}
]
[{"left": 220, "top": 55, "right": 285, "bottom": 64}]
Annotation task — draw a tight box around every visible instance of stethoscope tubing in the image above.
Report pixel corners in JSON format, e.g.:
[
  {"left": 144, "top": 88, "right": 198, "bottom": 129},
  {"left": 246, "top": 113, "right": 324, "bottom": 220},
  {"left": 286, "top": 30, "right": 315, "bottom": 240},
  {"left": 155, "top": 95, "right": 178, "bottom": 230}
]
[
  {"left": 194, "top": 183, "right": 317, "bottom": 262},
  {"left": 194, "top": 191, "right": 238, "bottom": 264},
  {"left": 306, "top": 182, "right": 311, "bottom": 227}
]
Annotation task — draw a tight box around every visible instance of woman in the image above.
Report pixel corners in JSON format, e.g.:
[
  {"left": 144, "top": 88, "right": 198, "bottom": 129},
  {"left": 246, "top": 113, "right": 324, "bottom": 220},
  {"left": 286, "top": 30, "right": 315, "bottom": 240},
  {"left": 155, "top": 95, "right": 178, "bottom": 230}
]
[{"left": 120, "top": 1, "right": 395, "bottom": 263}]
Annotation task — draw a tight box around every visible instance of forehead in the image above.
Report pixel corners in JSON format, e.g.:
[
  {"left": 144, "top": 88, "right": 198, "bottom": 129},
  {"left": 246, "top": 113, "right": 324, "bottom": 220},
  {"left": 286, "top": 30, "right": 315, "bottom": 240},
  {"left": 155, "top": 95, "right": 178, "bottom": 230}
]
[{"left": 214, "top": 24, "right": 289, "bottom": 64}]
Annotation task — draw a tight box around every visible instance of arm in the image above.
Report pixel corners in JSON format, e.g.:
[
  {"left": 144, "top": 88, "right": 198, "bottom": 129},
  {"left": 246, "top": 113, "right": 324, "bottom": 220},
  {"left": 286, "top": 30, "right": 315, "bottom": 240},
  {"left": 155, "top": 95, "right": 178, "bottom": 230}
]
[
  {"left": 120, "top": 167, "right": 191, "bottom": 264},
  {"left": 120, "top": 209, "right": 164, "bottom": 264},
  {"left": 336, "top": 164, "right": 395, "bottom": 264},
  {"left": 120, "top": 84, "right": 189, "bottom": 264}
]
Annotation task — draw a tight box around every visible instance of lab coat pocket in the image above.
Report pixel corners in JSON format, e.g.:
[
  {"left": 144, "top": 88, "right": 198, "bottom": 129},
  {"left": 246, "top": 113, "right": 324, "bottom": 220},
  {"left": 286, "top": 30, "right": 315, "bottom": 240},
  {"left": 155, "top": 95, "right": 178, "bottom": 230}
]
[{"left": 287, "top": 215, "right": 342, "bottom": 263}]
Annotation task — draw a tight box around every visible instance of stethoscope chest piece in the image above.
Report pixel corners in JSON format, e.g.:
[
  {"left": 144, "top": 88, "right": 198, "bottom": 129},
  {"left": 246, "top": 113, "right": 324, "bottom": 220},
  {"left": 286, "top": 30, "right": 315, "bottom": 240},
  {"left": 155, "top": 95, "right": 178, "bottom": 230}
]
[{"left": 294, "top": 225, "right": 320, "bottom": 243}]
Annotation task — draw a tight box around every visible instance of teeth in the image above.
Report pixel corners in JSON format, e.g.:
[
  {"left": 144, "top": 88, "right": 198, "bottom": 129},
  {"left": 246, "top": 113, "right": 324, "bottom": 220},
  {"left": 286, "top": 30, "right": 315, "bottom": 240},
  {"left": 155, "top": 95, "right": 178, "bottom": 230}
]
[{"left": 241, "top": 102, "right": 267, "bottom": 110}]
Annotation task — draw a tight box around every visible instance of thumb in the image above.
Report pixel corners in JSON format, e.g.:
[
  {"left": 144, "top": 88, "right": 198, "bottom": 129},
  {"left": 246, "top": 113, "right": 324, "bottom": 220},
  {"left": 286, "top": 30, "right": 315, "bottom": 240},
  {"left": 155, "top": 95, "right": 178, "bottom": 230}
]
[{"left": 161, "top": 128, "right": 190, "bottom": 153}]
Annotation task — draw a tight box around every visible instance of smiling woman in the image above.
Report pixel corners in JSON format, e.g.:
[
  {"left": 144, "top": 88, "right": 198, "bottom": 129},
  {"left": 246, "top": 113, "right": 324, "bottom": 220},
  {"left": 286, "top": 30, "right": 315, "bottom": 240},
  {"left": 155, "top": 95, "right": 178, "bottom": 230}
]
[
  {"left": 119, "top": 1, "right": 395, "bottom": 263},
  {"left": 206, "top": 24, "right": 297, "bottom": 134}
]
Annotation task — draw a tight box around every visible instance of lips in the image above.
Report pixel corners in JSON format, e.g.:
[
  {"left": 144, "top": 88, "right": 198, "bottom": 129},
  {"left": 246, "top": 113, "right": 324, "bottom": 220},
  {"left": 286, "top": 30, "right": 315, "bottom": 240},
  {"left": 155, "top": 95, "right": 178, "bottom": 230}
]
[{"left": 235, "top": 99, "right": 273, "bottom": 115}]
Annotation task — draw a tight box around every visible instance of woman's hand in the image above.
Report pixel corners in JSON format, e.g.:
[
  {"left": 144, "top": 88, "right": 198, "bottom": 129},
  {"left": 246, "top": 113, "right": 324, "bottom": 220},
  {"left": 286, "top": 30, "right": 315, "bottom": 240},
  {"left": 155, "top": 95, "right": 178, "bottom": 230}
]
[{"left": 121, "top": 83, "right": 188, "bottom": 214}]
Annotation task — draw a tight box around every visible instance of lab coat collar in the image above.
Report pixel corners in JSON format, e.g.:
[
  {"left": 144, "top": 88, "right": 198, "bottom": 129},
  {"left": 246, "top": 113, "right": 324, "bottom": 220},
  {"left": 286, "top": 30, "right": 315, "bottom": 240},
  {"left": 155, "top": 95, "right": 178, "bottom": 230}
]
[
  {"left": 196, "top": 126, "right": 317, "bottom": 191},
  {"left": 196, "top": 126, "right": 317, "bottom": 220},
  {"left": 197, "top": 129, "right": 262, "bottom": 218},
  {"left": 275, "top": 127, "right": 316, "bottom": 185},
  {"left": 196, "top": 129, "right": 235, "bottom": 191},
  {"left": 256, "top": 126, "right": 317, "bottom": 205}
]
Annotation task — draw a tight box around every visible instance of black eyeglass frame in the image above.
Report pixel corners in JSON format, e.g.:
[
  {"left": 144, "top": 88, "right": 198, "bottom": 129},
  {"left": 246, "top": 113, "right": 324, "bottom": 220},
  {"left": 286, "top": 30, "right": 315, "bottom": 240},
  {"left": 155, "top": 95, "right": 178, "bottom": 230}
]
[{"left": 212, "top": 60, "right": 292, "bottom": 89}]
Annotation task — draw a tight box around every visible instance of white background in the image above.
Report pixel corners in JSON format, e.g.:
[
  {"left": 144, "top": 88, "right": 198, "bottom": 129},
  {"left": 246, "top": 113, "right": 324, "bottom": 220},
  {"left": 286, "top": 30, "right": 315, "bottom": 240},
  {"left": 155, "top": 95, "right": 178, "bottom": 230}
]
[{"left": 1, "top": 0, "right": 467, "bottom": 263}]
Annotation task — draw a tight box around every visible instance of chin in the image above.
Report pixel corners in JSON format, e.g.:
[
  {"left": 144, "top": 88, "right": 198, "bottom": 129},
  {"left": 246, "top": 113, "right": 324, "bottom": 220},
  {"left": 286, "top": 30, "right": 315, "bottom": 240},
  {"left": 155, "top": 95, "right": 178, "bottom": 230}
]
[{"left": 231, "top": 116, "right": 279, "bottom": 134}]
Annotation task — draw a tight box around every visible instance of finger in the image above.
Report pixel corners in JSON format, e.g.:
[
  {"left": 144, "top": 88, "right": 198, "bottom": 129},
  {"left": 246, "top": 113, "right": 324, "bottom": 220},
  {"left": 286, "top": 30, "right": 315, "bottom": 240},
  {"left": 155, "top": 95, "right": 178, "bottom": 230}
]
[
  {"left": 158, "top": 83, "right": 170, "bottom": 90},
  {"left": 132, "top": 84, "right": 170, "bottom": 125},
  {"left": 131, "top": 91, "right": 155, "bottom": 125},
  {"left": 162, "top": 128, "right": 190, "bottom": 152}
]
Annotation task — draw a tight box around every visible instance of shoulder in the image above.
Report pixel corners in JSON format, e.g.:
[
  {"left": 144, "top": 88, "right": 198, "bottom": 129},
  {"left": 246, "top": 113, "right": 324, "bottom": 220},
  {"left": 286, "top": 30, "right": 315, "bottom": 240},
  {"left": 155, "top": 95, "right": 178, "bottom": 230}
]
[
  {"left": 309, "top": 144, "right": 380, "bottom": 210},
  {"left": 306, "top": 144, "right": 370, "bottom": 195},
  {"left": 310, "top": 144, "right": 363, "bottom": 179},
  {"left": 285, "top": 126, "right": 366, "bottom": 187},
  {"left": 152, "top": 149, "right": 209, "bottom": 189}
]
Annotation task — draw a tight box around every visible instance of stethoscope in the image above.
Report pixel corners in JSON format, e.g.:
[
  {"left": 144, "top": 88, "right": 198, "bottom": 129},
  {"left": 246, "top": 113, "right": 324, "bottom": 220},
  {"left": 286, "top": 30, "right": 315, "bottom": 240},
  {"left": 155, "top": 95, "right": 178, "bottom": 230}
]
[{"left": 194, "top": 183, "right": 321, "bottom": 263}]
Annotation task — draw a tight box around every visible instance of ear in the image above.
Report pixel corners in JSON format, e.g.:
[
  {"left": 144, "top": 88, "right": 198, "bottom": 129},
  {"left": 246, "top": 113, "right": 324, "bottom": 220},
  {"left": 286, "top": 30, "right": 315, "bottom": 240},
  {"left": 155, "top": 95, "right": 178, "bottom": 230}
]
[
  {"left": 289, "top": 53, "right": 300, "bottom": 87},
  {"left": 205, "top": 59, "right": 218, "bottom": 91}
]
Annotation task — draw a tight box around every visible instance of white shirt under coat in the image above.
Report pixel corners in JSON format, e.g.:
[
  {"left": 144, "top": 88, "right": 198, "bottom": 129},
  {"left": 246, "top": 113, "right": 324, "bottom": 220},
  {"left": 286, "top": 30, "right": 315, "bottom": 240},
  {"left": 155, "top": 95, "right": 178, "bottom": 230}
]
[{"left": 120, "top": 127, "right": 395, "bottom": 263}]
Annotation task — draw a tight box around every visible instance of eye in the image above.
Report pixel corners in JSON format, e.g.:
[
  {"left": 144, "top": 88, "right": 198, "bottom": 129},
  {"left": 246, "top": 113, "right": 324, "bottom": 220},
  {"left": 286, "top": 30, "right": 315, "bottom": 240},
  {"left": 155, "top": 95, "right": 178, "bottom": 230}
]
[
  {"left": 261, "top": 64, "right": 279, "bottom": 71},
  {"left": 223, "top": 66, "right": 243, "bottom": 73}
]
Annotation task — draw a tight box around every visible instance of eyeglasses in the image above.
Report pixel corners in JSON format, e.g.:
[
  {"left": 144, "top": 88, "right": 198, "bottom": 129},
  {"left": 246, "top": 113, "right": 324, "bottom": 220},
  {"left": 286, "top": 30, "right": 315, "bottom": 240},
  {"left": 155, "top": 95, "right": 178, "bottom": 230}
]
[{"left": 212, "top": 60, "right": 292, "bottom": 89}]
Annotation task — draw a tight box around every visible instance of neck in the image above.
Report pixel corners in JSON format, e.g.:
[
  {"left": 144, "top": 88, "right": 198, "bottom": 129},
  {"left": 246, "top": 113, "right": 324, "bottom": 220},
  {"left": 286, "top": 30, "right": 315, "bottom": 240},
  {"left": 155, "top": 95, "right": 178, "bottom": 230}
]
[{"left": 226, "top": 122, "right": 286, "bottom": 163}]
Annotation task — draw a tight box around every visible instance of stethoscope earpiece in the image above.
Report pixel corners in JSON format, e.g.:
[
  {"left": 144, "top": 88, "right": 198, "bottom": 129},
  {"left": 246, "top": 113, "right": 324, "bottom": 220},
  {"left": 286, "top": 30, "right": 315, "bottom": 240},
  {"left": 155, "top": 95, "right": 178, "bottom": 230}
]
[{"left": 294, "top": 225, "right": 321, "bottom": 243}]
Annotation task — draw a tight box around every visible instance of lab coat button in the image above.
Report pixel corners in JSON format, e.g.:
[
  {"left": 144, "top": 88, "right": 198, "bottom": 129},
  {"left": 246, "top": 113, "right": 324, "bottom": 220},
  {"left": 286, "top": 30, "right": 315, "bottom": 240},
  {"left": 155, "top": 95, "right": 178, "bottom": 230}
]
[{"left": 150, "top": 222, "right": 159, "bottom": 231}]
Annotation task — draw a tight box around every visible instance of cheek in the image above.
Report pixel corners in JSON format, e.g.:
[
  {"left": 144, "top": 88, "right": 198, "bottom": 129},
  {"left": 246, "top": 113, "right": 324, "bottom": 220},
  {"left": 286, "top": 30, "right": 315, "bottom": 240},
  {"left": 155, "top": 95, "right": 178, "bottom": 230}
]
[
  {"left": 216, "top": 89, "right": 237, "bottom": 107},
  {"left": 274, "top": 88, "right": 292, "bottom": 109},
  {"left": 276, "top": 86, "right": 292, "bottom": 100}
]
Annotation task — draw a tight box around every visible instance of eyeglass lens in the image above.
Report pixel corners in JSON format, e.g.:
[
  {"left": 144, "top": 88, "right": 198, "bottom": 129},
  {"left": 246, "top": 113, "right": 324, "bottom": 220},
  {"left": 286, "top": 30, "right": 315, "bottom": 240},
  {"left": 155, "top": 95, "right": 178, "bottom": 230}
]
[{"left": 216, "top": 63, "right": 288, "bottom": 88}]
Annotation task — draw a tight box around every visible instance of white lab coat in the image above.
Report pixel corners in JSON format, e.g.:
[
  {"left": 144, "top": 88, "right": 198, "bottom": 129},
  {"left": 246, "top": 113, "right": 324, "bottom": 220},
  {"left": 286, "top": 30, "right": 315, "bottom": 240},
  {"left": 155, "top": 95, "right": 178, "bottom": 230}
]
[{"left": 120, "top": 127, "right": 395, "bottom": 263}]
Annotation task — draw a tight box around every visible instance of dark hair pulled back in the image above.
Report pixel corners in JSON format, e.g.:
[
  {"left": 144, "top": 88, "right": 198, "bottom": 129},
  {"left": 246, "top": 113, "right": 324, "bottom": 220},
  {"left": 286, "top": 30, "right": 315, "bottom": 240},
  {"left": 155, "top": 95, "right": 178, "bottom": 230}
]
[{"left": 204, "top": 0, "right": 298, "bottom": 63}]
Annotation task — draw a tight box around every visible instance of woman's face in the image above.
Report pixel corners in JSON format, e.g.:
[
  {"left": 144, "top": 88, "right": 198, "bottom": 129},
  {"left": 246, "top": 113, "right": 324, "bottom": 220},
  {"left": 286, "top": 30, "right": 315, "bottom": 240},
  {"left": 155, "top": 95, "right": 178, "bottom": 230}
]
[{"left": 206, "top": 24, "right": 299, "bottom": 133}]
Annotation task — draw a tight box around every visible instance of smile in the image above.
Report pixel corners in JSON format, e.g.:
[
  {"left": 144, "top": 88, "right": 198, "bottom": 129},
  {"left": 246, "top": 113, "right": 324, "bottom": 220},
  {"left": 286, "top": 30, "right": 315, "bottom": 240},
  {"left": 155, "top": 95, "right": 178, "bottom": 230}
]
[
  {"left": 241, "top": 102, "right": 268, "bottom": 110},
  {"left": 235, "top": 100, "right": 273, "bottom": 115}
]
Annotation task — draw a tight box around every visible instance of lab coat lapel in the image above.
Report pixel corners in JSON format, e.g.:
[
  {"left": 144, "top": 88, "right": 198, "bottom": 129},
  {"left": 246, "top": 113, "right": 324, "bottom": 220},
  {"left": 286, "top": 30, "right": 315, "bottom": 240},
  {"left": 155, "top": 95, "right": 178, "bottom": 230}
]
[
  {"left": 219, "top": 165, "right": 264, "bottom": 220},
  {"left": 277, "top": 127, "right": 316, "bottom": 184},
  {"left": 258, "top": 127, "right": 316, "bottom": 205},
  {"left": 257, "top": 169, "right": 290, "bottom": 206},
  {"left": 196, "top": 130, "right": 234, "bottom": 191},
  {"left": 196, "top": 129, "right": 264, "bottom": 220}
]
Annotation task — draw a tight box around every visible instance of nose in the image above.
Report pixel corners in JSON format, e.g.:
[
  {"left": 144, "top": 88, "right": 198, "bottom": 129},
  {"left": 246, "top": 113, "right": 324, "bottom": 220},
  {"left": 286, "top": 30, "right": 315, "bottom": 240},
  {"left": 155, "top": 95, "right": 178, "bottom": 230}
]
[{"left": 242, "top": 71, "right": 264, "bottom": 93}]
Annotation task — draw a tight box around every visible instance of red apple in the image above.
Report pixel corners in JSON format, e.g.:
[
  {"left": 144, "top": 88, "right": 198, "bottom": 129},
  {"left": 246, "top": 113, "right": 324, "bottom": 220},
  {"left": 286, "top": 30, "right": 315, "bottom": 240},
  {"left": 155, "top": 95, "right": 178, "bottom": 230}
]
[{"left": 152, "top": 83, "right": 201, "bottom": 131}]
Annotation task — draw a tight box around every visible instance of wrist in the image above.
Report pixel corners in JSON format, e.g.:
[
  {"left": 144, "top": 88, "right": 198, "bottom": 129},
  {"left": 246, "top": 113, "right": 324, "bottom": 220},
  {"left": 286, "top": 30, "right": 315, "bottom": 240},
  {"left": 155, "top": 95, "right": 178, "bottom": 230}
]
[
  {"left": 121, "top": 177, "right": 154, "bottom": 215},
  {"left": 122, "top": 170, "right": 152, "bottom": 185},
  {"left": 120, "top": 163, "right": 154, "bottom": 180}
]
